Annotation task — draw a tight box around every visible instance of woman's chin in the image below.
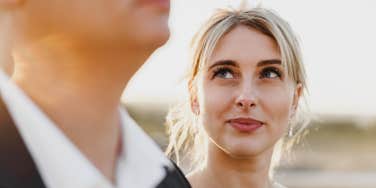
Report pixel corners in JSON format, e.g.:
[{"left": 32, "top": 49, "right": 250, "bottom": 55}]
[
  {"left": 221, "top": 141, "right": 270, "bottom": 159},
  {"left": 225, "top": 148, "right": 264, "bottom": 159}
]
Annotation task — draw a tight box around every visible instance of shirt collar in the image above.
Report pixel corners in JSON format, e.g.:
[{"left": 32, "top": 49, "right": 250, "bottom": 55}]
[
  {"left": 117, "top": 108, "right": 172, "bottom": 188},
  {"left": 0, "top": 69, "right": 172, "bottom": 188}
]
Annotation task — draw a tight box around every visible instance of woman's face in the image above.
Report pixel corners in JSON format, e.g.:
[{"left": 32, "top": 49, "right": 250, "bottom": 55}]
[
  {"left": 194, "top": 25, "right": 301, "bottom": 158},
  {"left": 16, "top": 0, "right": 170, "bottom": 48}
]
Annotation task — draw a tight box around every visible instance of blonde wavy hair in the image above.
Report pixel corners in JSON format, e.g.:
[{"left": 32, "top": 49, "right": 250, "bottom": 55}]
[{"left": 166, "top": 7, "right": 309, "bottom": 173}]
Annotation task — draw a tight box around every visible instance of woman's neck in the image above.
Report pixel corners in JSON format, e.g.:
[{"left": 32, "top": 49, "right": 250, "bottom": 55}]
[{"left": 189, "top": 143, "right": 274, "bottom": 188}]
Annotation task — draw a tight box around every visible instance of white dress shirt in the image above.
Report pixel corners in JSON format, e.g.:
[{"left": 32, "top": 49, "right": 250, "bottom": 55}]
[{"left": 0, "top": 69, "right": 172, "bottom": 188}]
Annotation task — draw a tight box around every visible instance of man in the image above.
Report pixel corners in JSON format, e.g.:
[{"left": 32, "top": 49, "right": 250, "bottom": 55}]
[{"left": 0, "top": 0, "right": 190, "bottom": 187}]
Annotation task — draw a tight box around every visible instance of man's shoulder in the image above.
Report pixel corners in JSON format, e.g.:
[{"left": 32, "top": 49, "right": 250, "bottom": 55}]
[{"left": 156, "top": 161, "right": 191, "bottom": 188}]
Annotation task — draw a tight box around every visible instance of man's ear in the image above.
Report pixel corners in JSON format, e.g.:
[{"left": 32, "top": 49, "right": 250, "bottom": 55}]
[{"left": 0, "top": 0, "right": 24, "bottom": 9}]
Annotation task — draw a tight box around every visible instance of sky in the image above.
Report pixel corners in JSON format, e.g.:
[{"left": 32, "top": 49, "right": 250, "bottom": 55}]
[{"left": 124, "top": 0, "right": 376, "bottom": 117}]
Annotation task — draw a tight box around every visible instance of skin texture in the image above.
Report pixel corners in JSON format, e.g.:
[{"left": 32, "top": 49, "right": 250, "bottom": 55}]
[
  {"left": 9, "top": 0, "right": 170, "bottom": 50},
  {"left": 0, "top": 0, "right": 170, "bottom": 183},
  {"left": 189, "top": 25, "right": 301, "bottom": 188}
]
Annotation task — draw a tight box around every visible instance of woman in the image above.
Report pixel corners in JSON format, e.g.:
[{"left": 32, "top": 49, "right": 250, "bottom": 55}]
[{"left": 166, "top": 7, "right": 308, "bottom": 188}]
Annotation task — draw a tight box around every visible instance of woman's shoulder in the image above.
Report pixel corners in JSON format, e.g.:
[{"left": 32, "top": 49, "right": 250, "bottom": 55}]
[{"left": 273, "top": 182, "right": 288, "bottom": 188}]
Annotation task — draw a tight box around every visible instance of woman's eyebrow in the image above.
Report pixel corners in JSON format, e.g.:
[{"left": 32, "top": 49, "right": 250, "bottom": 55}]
[
  {"left": 208, "top": 60, "right": 238, "bottom": 70},
  {"left": 257, "top": 59, "right": 281, "bottom": 67}
]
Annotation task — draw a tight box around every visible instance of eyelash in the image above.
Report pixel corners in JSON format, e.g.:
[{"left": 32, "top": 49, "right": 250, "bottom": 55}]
[
  {"left": 211, "top": 66, "right": 283, "bottom": 80},
  {"left": 259, "top": 67, "right": 282, "bottom": 79},
  {"left": 212, "top": 67, "right": 235, "bottom": 79}
]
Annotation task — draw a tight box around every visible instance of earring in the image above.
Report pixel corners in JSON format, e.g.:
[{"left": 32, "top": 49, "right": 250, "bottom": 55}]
[
  {"left": 287, "top": 109, "right": 296, "bottom": 137},
  {"left": 287, "top": 115, "right": 294, "bottom": 137},
  {"left": 288, "top": 126, "right": 293, "bottom": 137}
]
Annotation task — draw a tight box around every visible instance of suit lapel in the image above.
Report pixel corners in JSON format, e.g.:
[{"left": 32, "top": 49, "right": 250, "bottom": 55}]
[
  {"left": 0, "top": 98, "right": 46, "bottom": 188},
  {"left": 156, "top": 162, "right": 191, "bottom": 188},
  {"left": 0, "top": 96, "right": 190, "bottom": 188}
]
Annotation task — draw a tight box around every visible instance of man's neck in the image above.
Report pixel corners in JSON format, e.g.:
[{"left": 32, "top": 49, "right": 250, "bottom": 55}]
[{"left": 10, "top": 40, "right": 150, "bottom": 182}]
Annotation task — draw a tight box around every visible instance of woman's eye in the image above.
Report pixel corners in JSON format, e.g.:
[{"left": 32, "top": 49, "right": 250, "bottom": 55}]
[
  {"left": 212, "top": 67, "right": 234, "bottom": 79},
  {"left": 260, "top": 67, "right": 282, "bottom": 79}
]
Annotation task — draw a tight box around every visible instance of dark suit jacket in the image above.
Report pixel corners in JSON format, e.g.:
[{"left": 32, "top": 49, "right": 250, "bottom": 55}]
[{"left": 0, "top": 98, "right": 191, "bottom": 188}]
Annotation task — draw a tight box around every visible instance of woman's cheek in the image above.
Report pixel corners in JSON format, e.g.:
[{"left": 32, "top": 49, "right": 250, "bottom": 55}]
[
  {"left": 202, "top": 82, "right": 232, "bottom": 112},
  {"left": 260, "top": 86, "right": 293, "bottom": 135},
  {"left": 200, "top": 83, "right": 233, "bottom": 131}
]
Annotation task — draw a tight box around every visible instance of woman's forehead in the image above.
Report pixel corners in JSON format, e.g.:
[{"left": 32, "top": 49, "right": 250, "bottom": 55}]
[{"left": 205, "top": 26, "right": 280, "bottom": 67}]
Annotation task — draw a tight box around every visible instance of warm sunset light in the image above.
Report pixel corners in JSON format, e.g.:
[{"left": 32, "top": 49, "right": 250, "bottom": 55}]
[{"left": 124, "top": 0, "right": 376, "bottom": 117}]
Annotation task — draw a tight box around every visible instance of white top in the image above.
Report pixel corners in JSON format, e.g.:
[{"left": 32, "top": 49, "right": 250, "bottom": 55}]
[
  {"left": 0, "top": 69, "right": 172, "bottom": 188},
  {"left": 273, "top": 182, "right": 287, "bottom": 188}
]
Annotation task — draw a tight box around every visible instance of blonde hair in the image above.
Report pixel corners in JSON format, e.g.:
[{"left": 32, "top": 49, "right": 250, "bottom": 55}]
[{"left": 166, "top": 7, "right": 309, "bottom": 173}]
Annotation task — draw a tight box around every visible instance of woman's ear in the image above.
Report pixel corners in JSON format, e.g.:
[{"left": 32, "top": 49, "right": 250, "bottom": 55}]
[
  {"left": 189, "top": 80, "right": 200, "bottom": 115},
  {"left": 190, "top": 96, "right": 200, "bottom": 115},
  {"left": 291, "top": 83, "right": 303, "bottom": 115}
]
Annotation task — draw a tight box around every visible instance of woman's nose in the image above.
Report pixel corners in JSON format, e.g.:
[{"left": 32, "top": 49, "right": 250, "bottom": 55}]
[{"left": 235, "top": 84, "right": 257, "bottom": 110}]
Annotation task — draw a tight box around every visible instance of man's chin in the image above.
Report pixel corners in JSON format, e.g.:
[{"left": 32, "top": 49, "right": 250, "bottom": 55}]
[
  {"left": 136, "top": 30, "right": 170, "bottom": 51},
  {"left": 153, "top": 30, "right": 170, "bottom": 48}
]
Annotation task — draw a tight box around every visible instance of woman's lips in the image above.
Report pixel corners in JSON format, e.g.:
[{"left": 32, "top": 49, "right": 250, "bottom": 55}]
[{"left": 227, "top": 118, "right": 264, "bottom": 132}]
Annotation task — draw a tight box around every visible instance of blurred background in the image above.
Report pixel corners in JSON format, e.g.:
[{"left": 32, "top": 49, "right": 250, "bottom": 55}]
[{"left": 123, "top": 0, "right": 376, "bottom": 188}]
